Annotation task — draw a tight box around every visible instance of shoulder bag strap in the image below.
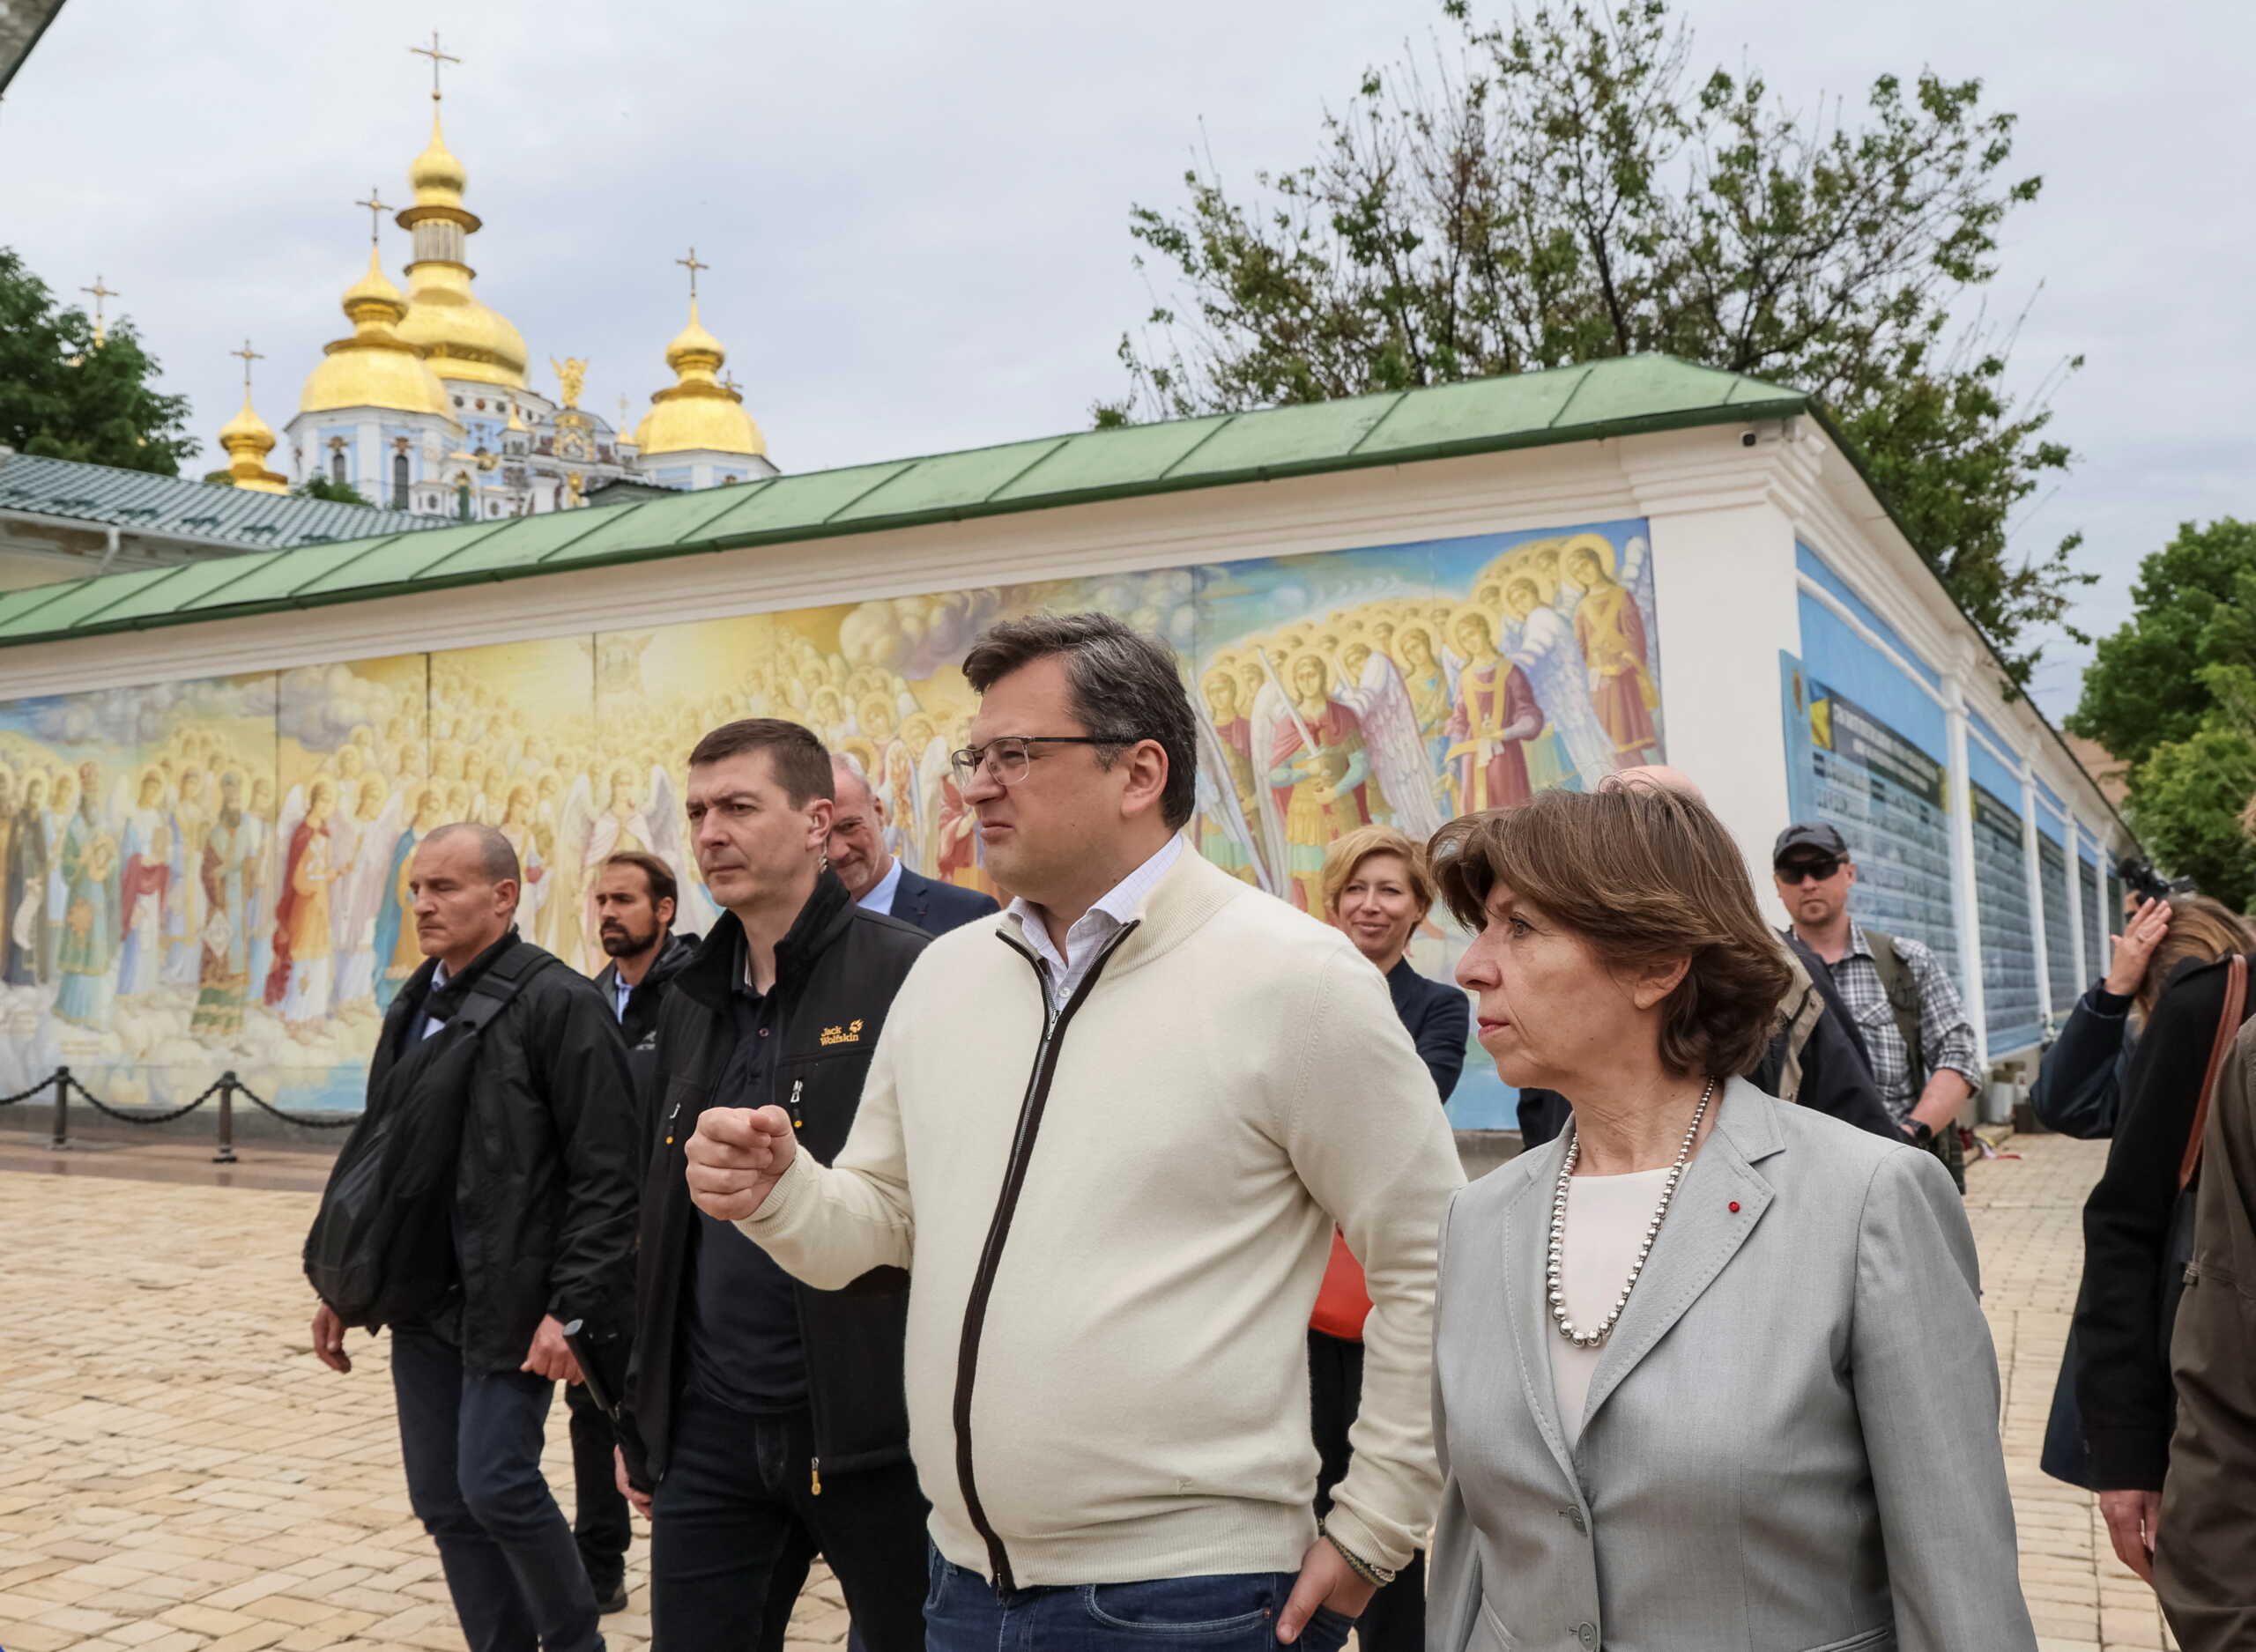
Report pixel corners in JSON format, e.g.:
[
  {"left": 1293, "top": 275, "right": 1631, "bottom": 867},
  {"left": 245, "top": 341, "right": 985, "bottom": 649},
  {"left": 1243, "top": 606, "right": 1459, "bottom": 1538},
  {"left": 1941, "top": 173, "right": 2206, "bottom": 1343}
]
[{"left": 2180, "top": 954, "right": 2250, "bottom": 1192}]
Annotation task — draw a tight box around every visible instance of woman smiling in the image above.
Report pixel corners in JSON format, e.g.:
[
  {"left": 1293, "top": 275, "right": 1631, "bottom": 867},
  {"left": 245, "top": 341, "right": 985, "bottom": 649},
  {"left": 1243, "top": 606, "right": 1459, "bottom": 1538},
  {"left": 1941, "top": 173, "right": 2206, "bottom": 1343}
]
[{"left": 1423, "top": 785, "right": 2034, "bottom": 1651}]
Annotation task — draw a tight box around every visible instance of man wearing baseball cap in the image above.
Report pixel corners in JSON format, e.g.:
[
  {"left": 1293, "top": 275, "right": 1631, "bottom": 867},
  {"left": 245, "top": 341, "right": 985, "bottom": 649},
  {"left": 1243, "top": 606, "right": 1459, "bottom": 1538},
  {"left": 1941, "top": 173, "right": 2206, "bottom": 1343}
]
[{"left": 1773, "top": 821, "right": 1980, "bottom": 1190}]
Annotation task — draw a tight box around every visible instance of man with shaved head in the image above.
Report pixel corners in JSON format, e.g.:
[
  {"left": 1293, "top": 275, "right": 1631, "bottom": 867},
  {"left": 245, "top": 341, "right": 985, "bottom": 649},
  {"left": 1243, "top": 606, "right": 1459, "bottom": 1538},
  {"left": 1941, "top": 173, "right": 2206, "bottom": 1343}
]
[
  {"left": 306, "top": 819, "right": 641, "bottom": 1648},
  {"left": 1518, "top": 768, "right": 1896, "bottom": 1149},
  {"left": 826, "top": 755, "right": 998, "bottom": 935}
]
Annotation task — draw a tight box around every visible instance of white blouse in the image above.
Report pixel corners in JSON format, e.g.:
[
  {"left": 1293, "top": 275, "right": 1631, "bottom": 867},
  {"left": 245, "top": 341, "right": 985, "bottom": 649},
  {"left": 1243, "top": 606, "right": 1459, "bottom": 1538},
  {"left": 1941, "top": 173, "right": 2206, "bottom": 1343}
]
[{"left": 1546, "top": 1166, "right": 1673, "bottom": 1448}]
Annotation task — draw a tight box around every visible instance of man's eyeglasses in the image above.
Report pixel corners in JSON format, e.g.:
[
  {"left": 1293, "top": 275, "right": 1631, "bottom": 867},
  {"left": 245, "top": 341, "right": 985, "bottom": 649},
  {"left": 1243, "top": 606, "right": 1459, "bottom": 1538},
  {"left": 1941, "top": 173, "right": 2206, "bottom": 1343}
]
[
  {"left": 948, "top": 735, "right": 1129, "bottom": 788},
  {"left": 1775, "top": 857, "right": 1842, "bottom": 885}
]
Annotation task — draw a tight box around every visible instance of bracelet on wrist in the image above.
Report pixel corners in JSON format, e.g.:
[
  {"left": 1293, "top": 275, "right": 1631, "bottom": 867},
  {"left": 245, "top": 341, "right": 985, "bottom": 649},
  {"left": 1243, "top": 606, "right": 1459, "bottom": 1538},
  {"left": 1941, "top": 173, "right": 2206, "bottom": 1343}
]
[{"left": 1319, "top": 1519, "right": 1397, "bottom": 1587}]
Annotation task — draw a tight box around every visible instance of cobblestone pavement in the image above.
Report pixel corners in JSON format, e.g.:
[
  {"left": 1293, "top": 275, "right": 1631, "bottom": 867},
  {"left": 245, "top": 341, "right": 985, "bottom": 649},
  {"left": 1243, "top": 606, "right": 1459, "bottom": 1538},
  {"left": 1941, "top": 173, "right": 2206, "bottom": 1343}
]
[
  {"left": 0, "top": 1130, "right": 2172, "bottom": 1651},
  {"left": 1973, "top": 1130, "right": 2178, "bottom": 1652}
]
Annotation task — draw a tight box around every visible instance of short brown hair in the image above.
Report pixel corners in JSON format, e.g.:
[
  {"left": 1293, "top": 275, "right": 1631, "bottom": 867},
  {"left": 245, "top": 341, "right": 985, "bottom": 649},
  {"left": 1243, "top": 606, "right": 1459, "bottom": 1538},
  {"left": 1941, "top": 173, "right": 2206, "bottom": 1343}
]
[
  {"left": 2136, "top": 893, "right": 2255, "bottom": 1019},
  {"left": 686, "top": 718, "right": 834, "bottom": 808},
  {"left": 602, "top": 849, "right": 678, "bottom": 912},
  {"left": 1320, "top": 825, "right": 1436, "bottom": 919},
  {"left": 1429, "top": 787, "right": 1792, "bottom": 1079}
]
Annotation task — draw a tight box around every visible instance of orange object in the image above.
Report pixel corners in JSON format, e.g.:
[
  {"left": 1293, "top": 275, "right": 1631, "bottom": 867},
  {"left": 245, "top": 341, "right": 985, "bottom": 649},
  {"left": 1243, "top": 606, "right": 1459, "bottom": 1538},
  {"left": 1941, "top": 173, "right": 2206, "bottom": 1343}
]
[{"left": 1310, "top": 1228, "right": 1373, "bottom": 1341}]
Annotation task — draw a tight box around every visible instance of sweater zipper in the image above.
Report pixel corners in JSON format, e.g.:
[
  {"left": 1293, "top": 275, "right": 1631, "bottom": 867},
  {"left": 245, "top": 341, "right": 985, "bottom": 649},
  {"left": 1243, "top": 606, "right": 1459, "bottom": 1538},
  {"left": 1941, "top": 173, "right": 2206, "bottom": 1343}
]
[
  {"left": 786, "top": 1072, "right": 821, "bottom": 1493},
  {"left": 954, "top": 922, "right": 1140, "bottom": 1594}
]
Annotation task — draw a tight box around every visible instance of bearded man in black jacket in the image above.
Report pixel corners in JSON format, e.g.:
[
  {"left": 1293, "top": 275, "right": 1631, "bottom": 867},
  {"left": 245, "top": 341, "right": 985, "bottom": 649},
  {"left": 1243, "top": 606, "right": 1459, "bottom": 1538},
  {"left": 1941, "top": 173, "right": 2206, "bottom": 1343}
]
[
  {"left": 621, "top": 719, "right": 931, "bottom": 1652},
  {"left": 572, "top": 848, "right": 699, "bottom": 1611},
  {"left": 308, "top": 823, "right": 638, "bottom": 1652}
]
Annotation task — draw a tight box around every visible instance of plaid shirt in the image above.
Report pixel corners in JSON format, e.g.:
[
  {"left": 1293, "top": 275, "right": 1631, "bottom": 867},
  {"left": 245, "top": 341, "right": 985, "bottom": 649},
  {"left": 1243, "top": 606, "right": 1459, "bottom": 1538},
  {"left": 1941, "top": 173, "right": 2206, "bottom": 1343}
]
[{"left": 1824, "top": 925, "right": 1981, "bottom": 1121}]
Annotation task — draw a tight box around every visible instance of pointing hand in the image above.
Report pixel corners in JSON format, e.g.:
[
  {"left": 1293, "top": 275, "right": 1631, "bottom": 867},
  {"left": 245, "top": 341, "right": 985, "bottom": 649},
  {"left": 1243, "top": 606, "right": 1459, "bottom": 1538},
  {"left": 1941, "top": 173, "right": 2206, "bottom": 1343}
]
[{"left": 686, "top": 1105, "right": 797, "bottom": 1222}]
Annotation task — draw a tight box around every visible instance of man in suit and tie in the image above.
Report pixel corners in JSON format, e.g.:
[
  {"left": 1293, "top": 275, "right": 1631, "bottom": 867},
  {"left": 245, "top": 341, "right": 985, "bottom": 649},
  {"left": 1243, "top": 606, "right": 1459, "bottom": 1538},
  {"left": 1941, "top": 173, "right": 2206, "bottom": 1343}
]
[{"left": 827, "top": 757, "right": 998, "bottom": 937}]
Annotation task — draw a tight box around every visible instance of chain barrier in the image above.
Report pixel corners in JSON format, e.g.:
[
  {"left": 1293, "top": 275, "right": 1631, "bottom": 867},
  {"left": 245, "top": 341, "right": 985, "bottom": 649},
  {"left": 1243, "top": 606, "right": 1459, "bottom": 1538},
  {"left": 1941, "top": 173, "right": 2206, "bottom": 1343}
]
[
  {"left": 9, "top": 1066, "right": 362, "bottom": 1145},
  {"left": 65, "top": 1071, "right": 228, "bottom": 1126},
  {"left": 233, "top": 1079, "right": 362, "bottom": 1130}
]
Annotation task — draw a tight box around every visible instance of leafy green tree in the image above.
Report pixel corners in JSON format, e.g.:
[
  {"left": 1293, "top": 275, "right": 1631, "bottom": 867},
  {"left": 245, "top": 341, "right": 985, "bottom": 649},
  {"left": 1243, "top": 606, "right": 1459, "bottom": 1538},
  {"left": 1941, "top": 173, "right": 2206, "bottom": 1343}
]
[
  {"left": 1100, "top": 0, "right": 2089, "bottom": 682},
  {"left": 294, "top": 475, "right": 372, "bottom": 507},
  {"left": 0, "top": 248, "right": 197, "bottom": 475},
  {"left": 2068, "top": 519, "right": 2256, "bottom": 767},
  {"left": 2126, "top": 725, "right": 2256, "bottom": 911},
  {"left": 2071, "top": 519, "right": 2256, "bottom": 901}
]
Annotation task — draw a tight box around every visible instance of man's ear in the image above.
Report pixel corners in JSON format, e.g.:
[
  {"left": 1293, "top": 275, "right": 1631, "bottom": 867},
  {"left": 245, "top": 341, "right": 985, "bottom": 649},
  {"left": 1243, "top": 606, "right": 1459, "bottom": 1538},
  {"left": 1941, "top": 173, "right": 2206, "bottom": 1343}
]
[{"left": 1119, "top": 739, "right": 1170, "bottom": 819}]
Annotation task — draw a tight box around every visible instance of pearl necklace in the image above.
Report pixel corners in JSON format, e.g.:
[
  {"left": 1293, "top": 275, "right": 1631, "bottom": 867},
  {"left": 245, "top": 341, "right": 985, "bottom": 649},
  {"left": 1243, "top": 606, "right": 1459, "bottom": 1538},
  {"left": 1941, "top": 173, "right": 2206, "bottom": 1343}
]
[{"left": 1547, "top": 1075, "right": 1718, "bottom": 1349}]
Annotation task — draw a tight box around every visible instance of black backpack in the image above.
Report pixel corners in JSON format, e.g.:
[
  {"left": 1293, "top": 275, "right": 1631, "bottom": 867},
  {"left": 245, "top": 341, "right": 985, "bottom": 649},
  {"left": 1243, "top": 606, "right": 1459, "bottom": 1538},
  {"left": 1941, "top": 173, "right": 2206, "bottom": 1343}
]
[{"left": 303, "top": 945, "right": 556, "bottom": 1329}]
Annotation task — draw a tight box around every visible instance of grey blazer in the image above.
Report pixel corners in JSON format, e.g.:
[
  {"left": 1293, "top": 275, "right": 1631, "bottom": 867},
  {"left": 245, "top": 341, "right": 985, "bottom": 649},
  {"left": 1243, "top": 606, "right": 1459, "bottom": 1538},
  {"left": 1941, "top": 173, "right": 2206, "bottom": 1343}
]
[{"left": 1429, "top": 1080, "right": 2035, "bottom": 1652}]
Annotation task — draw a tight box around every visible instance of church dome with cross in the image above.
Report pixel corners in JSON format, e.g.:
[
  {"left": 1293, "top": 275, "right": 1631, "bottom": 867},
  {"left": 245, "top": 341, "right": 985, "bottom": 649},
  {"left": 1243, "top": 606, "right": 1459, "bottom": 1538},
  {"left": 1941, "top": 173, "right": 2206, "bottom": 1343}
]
[{"left": 262, "top": 32, "right": 775, "bottom": 523}]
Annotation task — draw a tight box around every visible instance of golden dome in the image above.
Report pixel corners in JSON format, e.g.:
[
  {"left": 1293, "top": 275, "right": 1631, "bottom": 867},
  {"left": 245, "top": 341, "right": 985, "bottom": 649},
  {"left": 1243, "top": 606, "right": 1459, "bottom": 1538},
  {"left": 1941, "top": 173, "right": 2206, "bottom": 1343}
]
[
  {"left": 299, "top": 246, "right": 456, "bottom": 419},
  {"left": 218, "top": 392, "right": 287, "bottom": 493},
  {"left": 634, "top": 300, "right": 766, "bottom": 458},
  {"left": 394, "top": 105, "right": 524, "bottom": 389},
  {"left": 395, "top": 263, "right": 529, "bottom": 389},
  {"left": 407, "top": 111, "right": 469, "bottom": 211}
]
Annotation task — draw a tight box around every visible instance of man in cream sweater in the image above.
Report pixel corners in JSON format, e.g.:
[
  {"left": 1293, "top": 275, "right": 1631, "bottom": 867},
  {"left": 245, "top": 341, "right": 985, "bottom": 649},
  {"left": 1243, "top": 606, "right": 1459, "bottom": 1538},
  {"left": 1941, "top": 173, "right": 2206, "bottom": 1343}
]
[{"left": 686, "top": 613, "right": 1464, "bottom": 1650}]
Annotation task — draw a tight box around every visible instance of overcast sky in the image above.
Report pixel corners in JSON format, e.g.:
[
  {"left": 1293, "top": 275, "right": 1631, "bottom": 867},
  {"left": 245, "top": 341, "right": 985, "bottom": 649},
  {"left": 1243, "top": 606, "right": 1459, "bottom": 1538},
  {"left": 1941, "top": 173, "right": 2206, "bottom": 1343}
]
[{"left": 4, "top": 0, "right": 2248, "bottom": 723}]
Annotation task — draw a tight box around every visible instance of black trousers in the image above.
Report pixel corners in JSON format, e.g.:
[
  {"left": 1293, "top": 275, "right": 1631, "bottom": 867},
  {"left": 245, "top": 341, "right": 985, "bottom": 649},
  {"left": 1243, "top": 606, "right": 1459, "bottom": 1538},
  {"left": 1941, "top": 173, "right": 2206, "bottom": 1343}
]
[
  {"left": 1310, "top": 1329, "right": 1426, "bottom": 1652},
  {"left": 391, "top": 1326, "right": 601, "bottom": 1652},
  {"left": 649, "top": 1391, "right": 928, "bottom": 1652},
  {"left": 564, "top": 1380, "right": 632, "bottom": 1594}
]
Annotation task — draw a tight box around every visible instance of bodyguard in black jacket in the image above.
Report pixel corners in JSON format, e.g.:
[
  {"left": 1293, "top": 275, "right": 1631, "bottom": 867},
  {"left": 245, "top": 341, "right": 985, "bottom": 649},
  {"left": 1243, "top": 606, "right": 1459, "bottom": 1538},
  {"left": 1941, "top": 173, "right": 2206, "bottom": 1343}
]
[
  {"left": 575, "top": 850, "right": 700, "bottom": 1610},
  {"left": 308, "top": 823, "right": 638, "bottom": 1652},
  {"left": 626, "top": 719, "right": 931, "bottom": 1652}
]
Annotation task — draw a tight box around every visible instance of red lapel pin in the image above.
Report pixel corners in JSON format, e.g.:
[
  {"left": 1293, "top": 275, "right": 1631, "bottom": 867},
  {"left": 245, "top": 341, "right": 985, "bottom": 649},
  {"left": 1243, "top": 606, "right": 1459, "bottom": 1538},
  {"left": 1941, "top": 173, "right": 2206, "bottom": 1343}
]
[{"left": 1728, "top": 1201, "right": 1740, "bottom": 1213}]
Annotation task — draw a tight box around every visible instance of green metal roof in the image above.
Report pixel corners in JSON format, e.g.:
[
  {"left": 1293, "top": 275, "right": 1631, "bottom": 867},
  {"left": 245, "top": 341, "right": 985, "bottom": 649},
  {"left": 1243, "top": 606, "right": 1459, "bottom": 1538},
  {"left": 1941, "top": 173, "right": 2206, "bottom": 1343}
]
[
  {"left": 0, "top": 355, "right": 1806, "bottom": 653},
  {"left": 0, "top": 450, "right": 454, "bottom": 551}
]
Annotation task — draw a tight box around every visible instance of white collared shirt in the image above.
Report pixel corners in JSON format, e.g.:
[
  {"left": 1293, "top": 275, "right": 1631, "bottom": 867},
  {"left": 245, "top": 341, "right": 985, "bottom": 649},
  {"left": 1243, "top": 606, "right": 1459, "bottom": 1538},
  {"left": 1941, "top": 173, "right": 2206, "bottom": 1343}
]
[
  {"left": 419, "top": 961, "right": 452, "bottom": 1041},
  {"left": 1006, "top": 835, "right": 1183, "bottom": 1015},
  {"left": 612, "top": 969, "right": 634, "bottom": 1023},
  {"left": 856, "top": 856, "right": 906, "bottom": 918}
]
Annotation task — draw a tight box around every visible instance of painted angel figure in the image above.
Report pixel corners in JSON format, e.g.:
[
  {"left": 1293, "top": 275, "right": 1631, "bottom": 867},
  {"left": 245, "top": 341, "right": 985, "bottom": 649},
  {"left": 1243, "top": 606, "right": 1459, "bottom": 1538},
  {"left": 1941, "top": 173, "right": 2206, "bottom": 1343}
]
[
  {"left": 1250, "top": 649, "right": 1374, "bottom": 915},
  {"left": 1498, "top": 576, "right": 1614, "bottom": 789},
  {"left": 1334, "top": 641, "right": 1445, "bottom": 843},
  {"left": 570, "top": 764, "right": 687, "bottom": 965},
  {"left": 375, "top": 783, "right": 446, "bottom": 1011},
  {"left": 330, "top": 778, "right": 404, "bottom": 1019},
  {"left": 265, "top": 779, "right": 342, "bottom": 1040},
  {"left": 1441, "top": 609, "right": 1545, "bottom": 816},
  {"left": 1193, "top": 666, "right": 1269, "bottom": 891},
  {"left": 1564, "top": 535, "right": 1662, "bottom": 765},
  {"left": 114, "top": 768, "right": 172, "bottom": 1003},
  {"left": 495, "top": 782, "right": 549, "bottom": 945}
]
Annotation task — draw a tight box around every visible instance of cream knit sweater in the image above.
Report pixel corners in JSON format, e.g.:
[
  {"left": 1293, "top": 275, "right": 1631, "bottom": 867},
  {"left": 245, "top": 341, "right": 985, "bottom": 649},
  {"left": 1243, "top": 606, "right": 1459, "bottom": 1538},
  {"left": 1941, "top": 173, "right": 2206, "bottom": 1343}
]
[{"left": 739, "top": 847, "right": 1466, "bottom": 1588}]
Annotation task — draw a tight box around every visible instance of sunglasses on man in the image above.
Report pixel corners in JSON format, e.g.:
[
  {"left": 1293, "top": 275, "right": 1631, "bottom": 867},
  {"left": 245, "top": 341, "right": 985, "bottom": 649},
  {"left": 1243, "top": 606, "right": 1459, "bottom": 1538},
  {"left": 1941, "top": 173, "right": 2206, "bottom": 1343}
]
[{"left": 1775, "top": 856, "right": 1842, "bottom": 885}]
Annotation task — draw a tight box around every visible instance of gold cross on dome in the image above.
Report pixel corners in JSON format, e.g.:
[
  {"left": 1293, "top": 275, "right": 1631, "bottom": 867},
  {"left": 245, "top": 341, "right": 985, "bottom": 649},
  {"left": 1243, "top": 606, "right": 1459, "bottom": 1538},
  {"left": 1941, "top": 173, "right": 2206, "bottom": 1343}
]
[
  {"left": 230, "top": 338, "right": 264, "bottom": 390},
  {"left": 354, "top": 188, "right": 394, "bottom": 241},
  {"left": 80, "top": 275, "right": 119, "bottom": 343},
  {"left": 409, "top": 30, "right": 461, "bottom": 102},
  {"left": 675, "top": 247, "right": 709, "bottom": 302}
]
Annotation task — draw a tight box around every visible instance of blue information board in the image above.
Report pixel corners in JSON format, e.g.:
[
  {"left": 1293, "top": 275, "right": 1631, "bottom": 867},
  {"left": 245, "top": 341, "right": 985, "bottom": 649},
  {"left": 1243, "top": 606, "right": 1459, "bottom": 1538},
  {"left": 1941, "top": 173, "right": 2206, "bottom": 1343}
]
[
  {"left": 1971, "top": 782, "right": 2043, "bottom": 1055},
  {"left": 1807, "top": 682, "right": 1962, "bottom": 982},
  {"left": 2038, "top": 826, "right": 2078, "bottom": 1010}
]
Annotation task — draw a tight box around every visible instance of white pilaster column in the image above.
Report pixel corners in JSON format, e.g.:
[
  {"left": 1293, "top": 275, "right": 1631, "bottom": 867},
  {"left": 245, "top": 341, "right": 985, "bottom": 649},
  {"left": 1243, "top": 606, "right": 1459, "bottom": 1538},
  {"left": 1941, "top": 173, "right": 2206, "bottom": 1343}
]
[
  {"left": 2020, "top": 753, "right": 2054, "bottom": 1034},
  {"left": 2064, "top": 816, "right": 2088, "bottom": 991},
  {"left": 1942, "top": 675, "right": 1988, "bottom": 1066},
  {"left": 1629, "top": 460, "right": 1800, "bottom": 918}
]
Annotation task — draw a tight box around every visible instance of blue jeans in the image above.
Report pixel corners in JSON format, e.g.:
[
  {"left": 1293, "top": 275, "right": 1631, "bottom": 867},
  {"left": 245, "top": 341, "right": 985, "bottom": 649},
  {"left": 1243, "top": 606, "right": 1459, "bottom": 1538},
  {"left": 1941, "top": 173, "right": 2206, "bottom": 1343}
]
[
  {"left": 390, "top": 1326, "right": 603, "bottom": 1652},
  {"left": 922, "top": 1550, "right": 1355, "bottom": 1652}
]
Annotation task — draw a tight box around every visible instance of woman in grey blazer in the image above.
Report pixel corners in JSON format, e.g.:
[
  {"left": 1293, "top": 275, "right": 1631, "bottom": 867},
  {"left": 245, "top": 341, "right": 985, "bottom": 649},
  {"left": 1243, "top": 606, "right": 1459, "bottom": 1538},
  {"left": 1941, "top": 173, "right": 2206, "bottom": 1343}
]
[{"left": 1424, "top": 787, "right": 2034, "bottom": 1652}]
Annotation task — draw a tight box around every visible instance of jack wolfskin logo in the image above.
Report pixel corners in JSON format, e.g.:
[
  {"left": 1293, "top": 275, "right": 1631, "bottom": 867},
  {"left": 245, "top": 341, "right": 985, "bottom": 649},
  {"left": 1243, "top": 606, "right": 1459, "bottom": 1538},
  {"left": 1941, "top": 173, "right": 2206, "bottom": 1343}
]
[{"left": 820, "top": 1019, "right": 865, "bottom": 1047}]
